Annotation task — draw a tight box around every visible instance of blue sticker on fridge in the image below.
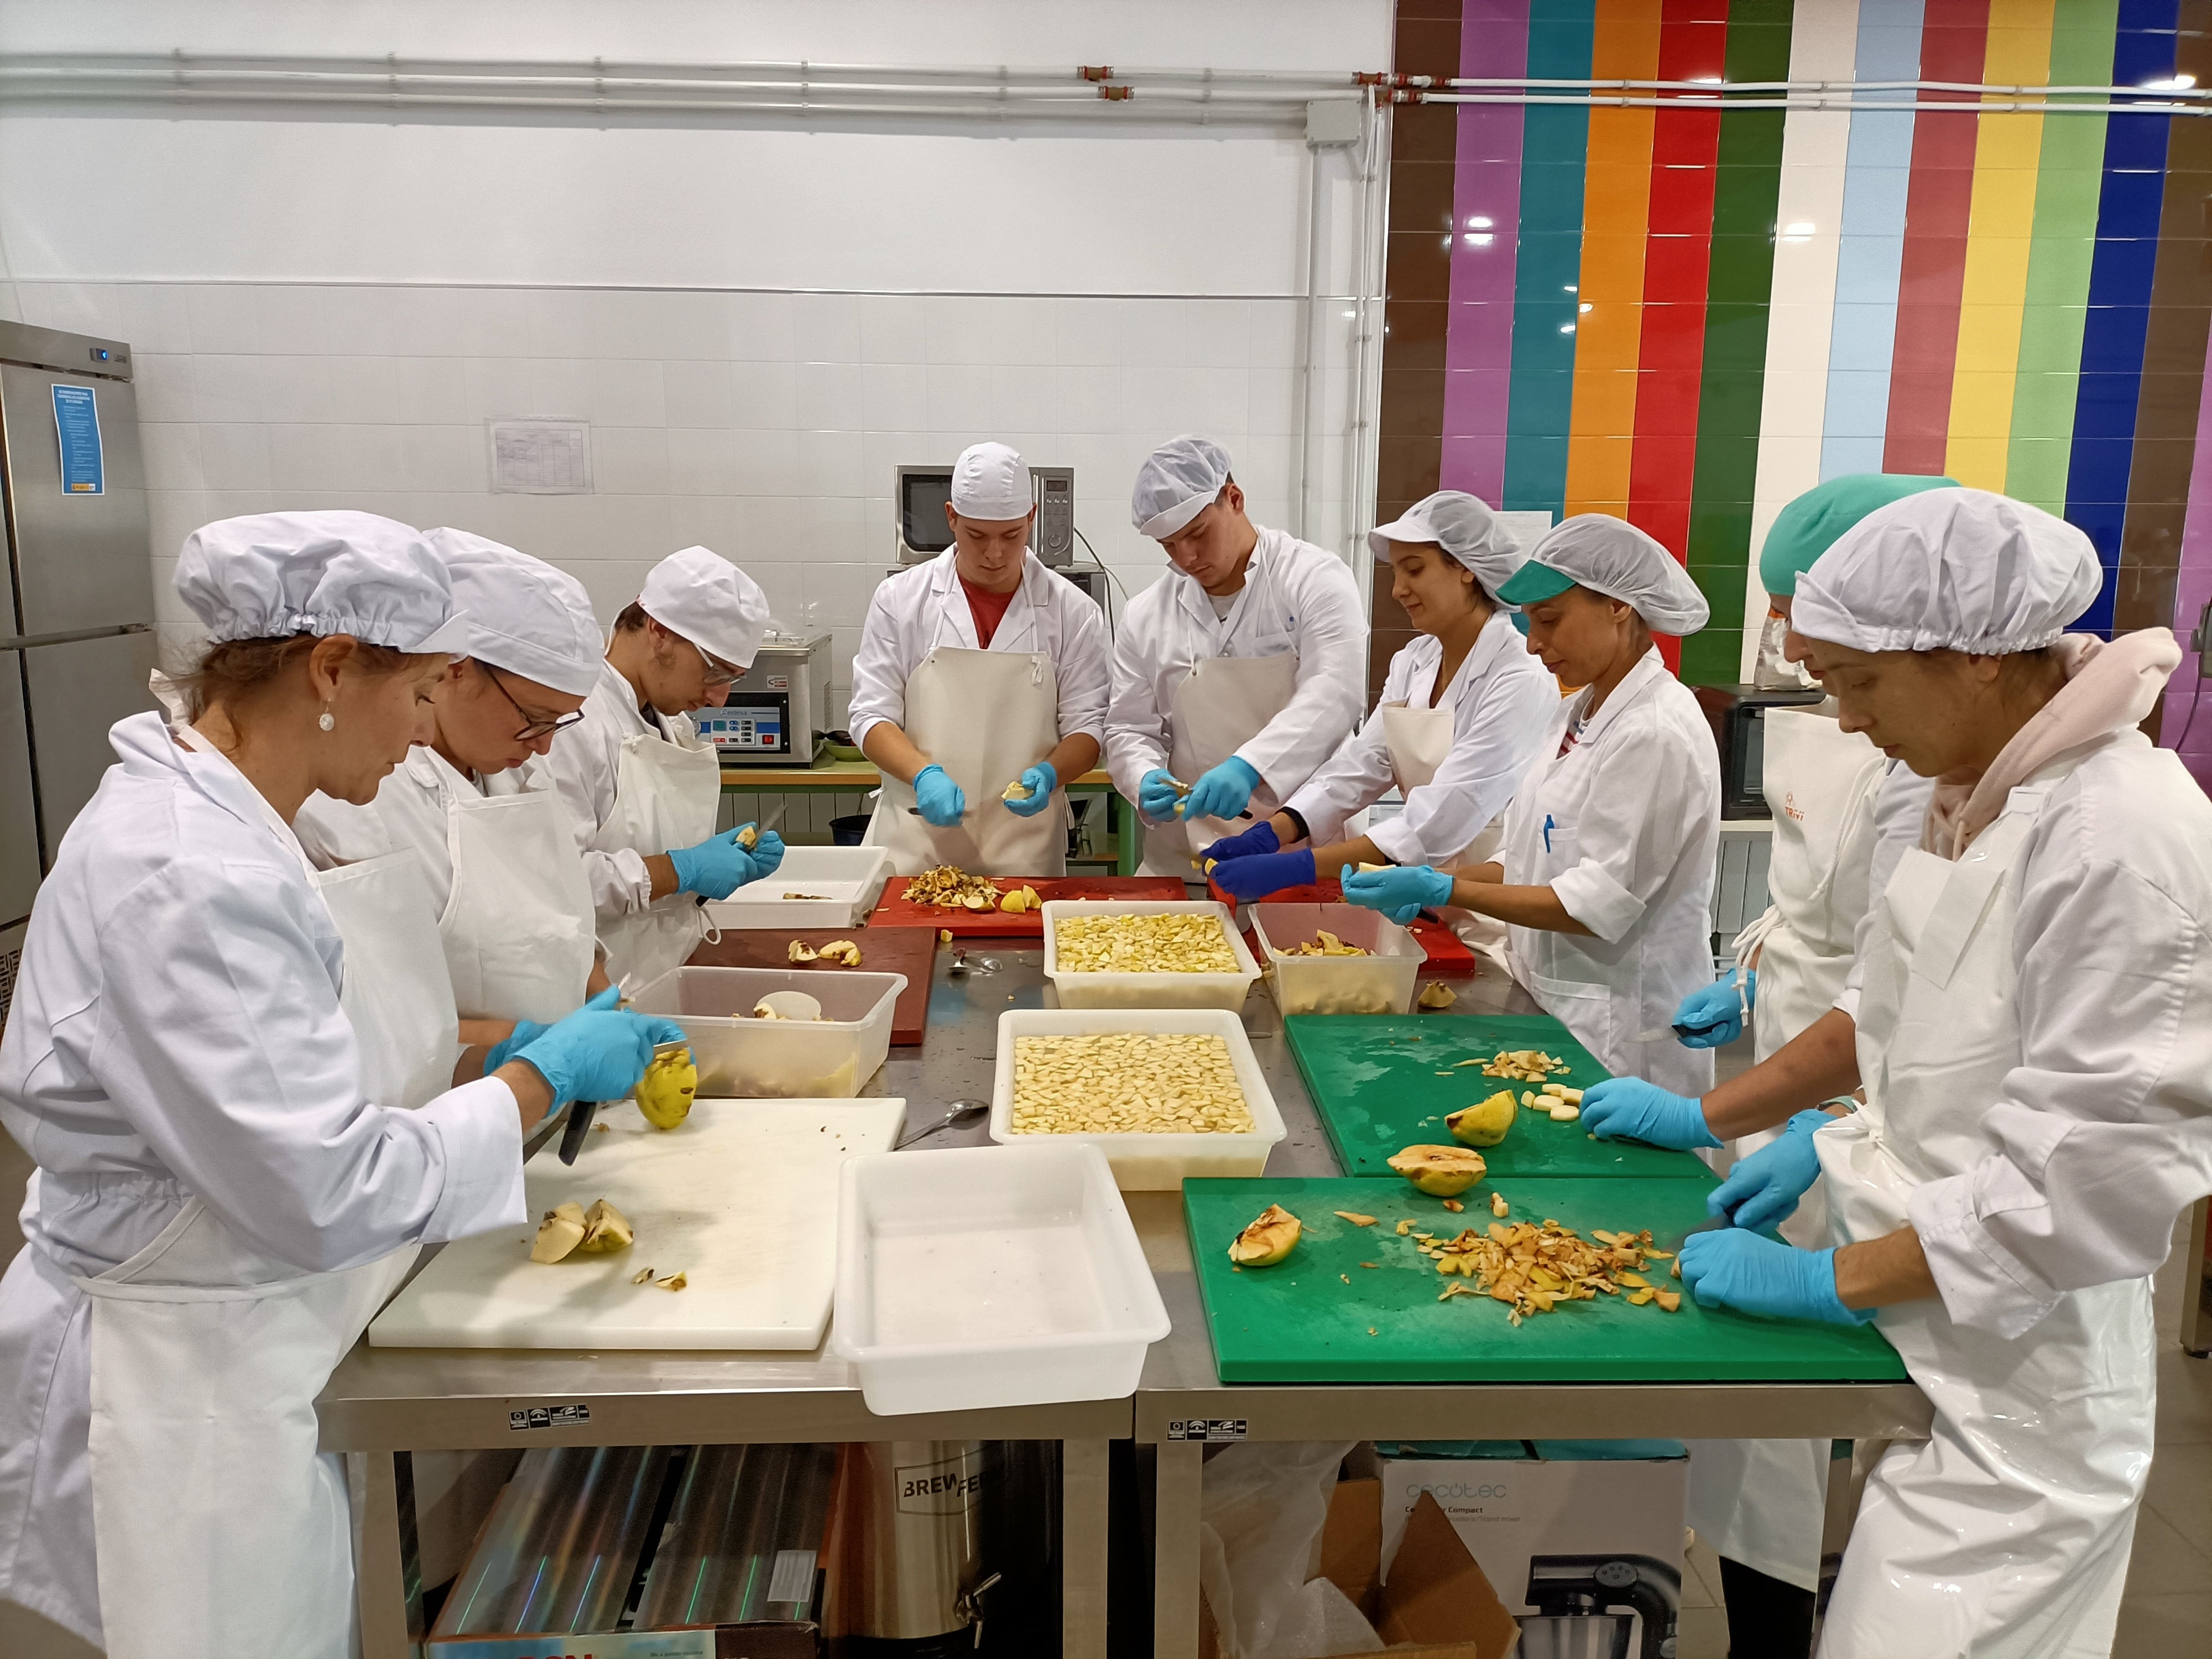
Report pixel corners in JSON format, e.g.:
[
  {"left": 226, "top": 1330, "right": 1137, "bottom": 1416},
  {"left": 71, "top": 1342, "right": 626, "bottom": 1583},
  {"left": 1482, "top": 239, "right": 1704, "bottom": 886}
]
[{"left": 51, "top": 384, "right": 103, "bottom": 495}]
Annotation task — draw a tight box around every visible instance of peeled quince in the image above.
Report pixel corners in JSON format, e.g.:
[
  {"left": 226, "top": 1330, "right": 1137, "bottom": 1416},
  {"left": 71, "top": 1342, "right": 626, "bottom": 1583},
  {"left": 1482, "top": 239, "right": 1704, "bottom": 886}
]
[
  {"left": 531, "top": 1201, "right": 588, "bottom": 1262},
  {"left": 1387, "top": 1144, "right": 1487, "bottom": 1197},
  {"left": 1446, "top": 1090, "right": 1517, "bottom": 1149},
  {"left": 575, "top": 1198, "right": 634, "bottom": 1254},
  {"left": 1228, "top": 1203, "right": 1302, "bottom": 1267},
  {"left": 635, "top": 1047, "right": 697, "bottom": 1130}
]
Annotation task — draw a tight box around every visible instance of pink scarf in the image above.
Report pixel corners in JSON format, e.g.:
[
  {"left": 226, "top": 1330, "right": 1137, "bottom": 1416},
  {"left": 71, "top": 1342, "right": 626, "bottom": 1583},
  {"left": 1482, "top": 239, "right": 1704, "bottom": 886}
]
[{"left": 1923, "top": 628, "right": 2182, "bottom": 859}]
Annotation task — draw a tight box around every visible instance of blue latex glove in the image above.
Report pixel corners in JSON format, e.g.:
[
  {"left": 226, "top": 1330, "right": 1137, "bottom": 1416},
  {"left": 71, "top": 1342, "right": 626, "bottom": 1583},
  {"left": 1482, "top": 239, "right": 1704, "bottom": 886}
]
[
  {"left": 485, "top": 1010, "right": 563, "bottom": 1074},
  {"left": 1580, "top": 1077, "right": 1721, "bottom": 1150},
  {"left": 1003, "top": 760, "right": 1058, "bottom": 818},
  {"left": 1707, "top": 1109, "right": 1830, "bottom": 1234},
  {"left": 1138, "top": 768, "right": 1185, "bottom": 820},
  {"left": 913, "top": 764, "right": 966, "bottom": 827},
  {"left": 667, "top": 827, "right": 762, "bottom": 900},
  {"left": 1674, "top": 968, "right": 1755, "bottom": 1047},
  {"left": 1183, "top": 756, "right": 1262, "bottom": 822},
  {"left": 1202, "top": 820, "right": 1280, "bottom": 863},
  {"left": 1678, "top": 1230, "right": 1874, "bottom": 1326},
  {"left": 1340, "top": 864, "right": 1454, "bottom": 925},
  {"left": 1211, "top": 847, "right": 1316, "bottom": 901},
  {"left": 514, "top": 998, "right": 687, "bottom": 1107},
  {"left": 741, "top": 826, "right": 786, "bottom": 880}
]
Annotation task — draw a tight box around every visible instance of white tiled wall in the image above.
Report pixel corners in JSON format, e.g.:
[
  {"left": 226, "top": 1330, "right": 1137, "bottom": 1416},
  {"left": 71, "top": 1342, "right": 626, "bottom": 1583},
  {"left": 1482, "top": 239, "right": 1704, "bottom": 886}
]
[{"left": 7, "top": 280, "right": 1365, "bottom": 727}]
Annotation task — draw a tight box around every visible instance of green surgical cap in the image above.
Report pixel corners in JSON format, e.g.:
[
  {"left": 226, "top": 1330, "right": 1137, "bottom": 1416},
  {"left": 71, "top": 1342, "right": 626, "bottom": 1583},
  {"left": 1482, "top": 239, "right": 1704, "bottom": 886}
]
[{"left": 1759, "top": 474, "right": 1959, "bottom": 598}]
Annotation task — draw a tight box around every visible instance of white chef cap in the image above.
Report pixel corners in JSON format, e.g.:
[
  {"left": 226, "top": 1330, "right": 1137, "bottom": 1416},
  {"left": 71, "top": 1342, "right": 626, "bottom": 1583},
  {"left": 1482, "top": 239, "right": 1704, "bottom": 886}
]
[
  {"left": 1132, "top": 434, "right": 1234, "bottom": 540},
  {"left": 950, "top": 441, "right": 1033, "bottom": 521},
  {"left": 1496, "top": 514, "right": 1709, "bottom": 635},
  {"left": 175, "top": 510, "right": 467, "bottom": 653},
  {"left": 1369, "top": 492, "right": 1526, "bottom": 596},
  {"left": 637, "top": 545, "right": 772, "bottom": 671},
  {"left": 1791, "top": 487, "right": 2100, "bottom": 656},
  {"left": 425, "top": 529, "right": 603, "bottom": 697}
]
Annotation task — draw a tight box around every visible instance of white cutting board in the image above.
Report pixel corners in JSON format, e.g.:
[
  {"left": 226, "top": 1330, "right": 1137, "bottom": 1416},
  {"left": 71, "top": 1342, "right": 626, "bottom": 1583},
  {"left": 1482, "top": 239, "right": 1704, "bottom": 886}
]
[{"left": 369, "top": 1097, "right": 904, "bottom": 1351}]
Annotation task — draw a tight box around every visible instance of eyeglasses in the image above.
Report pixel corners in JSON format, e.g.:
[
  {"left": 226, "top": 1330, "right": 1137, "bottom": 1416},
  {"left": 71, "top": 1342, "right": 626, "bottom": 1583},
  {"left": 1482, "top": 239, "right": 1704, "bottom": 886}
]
[
  {"left": 692, "top": 640, "right": 745, "bottom": 688},
  {"left": 479, "top": 661, "right": 586, "bottom": 742}
]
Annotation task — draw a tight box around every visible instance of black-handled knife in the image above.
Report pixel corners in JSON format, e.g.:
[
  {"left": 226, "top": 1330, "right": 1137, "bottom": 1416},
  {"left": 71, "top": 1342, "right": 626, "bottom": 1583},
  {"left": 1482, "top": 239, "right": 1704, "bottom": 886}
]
[{"left": 557, "top": 1099, "right": 599, "bottom": 1165}]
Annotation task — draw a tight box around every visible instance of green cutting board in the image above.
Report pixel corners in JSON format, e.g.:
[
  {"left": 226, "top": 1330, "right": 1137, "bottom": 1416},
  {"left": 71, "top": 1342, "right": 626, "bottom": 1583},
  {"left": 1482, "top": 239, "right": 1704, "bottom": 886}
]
[
  {"left": 1185, "top": 1176, "right": 1909, "bottom": 1384},
  {"left": 1284, "top": 1014, "right": 1708, "bottom": 1180}
]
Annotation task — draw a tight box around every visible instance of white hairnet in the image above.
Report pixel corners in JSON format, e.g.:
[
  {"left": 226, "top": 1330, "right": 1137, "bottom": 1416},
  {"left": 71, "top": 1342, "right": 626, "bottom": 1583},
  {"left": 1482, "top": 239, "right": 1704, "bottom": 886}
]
[
  {"left": 1368, "top": 492, "right": 1526, "bottom": 596},
  {"left": 638, "top": 546, "right": 773, "bottom": 671},
  {"left": 1791, "top": 487, "right": 2101, "bottom": 655},
  {"left": 425, "top": 529, "right": 603, "bottom": 697},
  {"left": 950, "top": 441, "right": 1033, "bottom": 520},
  {"left": 175, "top": 510, "right": 467, "bottom": 653},
  {"left": 1499, "top": 515, "right": 1709, "bottom": 635},
  {"left": 1131, "top": 434, "right": 1233, "bottom": 540}
]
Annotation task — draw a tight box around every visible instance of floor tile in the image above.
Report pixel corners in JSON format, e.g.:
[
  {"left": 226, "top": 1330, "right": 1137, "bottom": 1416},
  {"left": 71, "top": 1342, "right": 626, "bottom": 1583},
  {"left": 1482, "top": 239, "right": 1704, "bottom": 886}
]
[
  {"left": 2126, "top": 1505, "right": 2212, "bottom": 1595},
  {"left": 2146, "top": 1441, "right": 2212, "bottom": 1559},
  {"left": 2159, "top": 1349, "right": 2212, "bottom": 1447},
  {"left": 2111, "top": 1591, "right": 2212, "bottom": 1659}
]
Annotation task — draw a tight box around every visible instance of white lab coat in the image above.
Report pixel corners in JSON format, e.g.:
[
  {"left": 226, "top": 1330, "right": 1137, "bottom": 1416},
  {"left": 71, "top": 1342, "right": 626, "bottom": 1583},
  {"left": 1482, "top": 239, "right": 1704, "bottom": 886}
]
[
  {"left": 0, "top": 712, "right": 525, "bottom": 1646},
  {"left": 1103, "top": 526, "right": 1365, "bottom": 830},
  {"left": 1499, "top": 648, "right": 1720, "bottom": 1099},
  {"left": 1282, "top": 611, "right": 1558, "bottom": 865},
  {"left": 848, "top": 548, "right": 1110, "bottom": 756}
]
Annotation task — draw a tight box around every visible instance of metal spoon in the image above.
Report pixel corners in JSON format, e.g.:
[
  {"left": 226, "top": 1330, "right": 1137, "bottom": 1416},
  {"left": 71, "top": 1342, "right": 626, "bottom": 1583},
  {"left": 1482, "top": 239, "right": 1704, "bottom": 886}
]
[{"left": 895, "top": 1099, "right": 990, "bottom": 1149}]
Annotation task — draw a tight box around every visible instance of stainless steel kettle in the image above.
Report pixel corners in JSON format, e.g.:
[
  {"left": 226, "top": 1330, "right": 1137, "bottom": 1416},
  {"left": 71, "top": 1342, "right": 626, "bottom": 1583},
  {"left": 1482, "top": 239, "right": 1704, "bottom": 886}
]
[{"left": 832, "top": 1441, "right": 999, "bottom": 1656}]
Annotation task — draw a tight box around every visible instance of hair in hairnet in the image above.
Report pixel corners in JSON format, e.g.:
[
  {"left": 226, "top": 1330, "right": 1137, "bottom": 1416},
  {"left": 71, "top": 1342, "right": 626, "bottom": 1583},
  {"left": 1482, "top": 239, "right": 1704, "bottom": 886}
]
[
  {"left": 1368, "top": 491, "right": 1524, "bottom": 598},
  {"left": 1524, "top": 515, "right": 1709, "bottom": 635},
  {"left": 1758, "top": 473, "right": 1959, "bottom": 598}
]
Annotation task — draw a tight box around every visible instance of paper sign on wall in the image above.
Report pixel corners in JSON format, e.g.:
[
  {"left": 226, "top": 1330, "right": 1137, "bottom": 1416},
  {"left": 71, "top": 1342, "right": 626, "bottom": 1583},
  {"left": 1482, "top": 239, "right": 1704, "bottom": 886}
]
[
  {"left": 489, "top": 418, "right": 593, "bottom": 494},
  {"left": 51, "top": 384, "right": 103, "bottom": 495}
]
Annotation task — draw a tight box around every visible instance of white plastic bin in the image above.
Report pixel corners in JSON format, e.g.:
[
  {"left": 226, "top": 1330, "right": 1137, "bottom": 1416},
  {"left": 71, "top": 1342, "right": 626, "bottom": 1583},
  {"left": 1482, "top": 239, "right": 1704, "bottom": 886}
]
[
  {"left": 1040, "top": 899, "right": 1260, "bottom": 1011},
  {"left": 626, "top": 966, "right": 906, "bottom": 1098},
  {"left": 831, "top": 1141, "right": 1171, "bottom": 1415},
  {"left": 1251, "top": 902, "right": 1425, "bottom": 1016},
  {"left": 988, "top": 1008, "right": 1286, "bottom": 1189},
  {"left": 701, "top": 845, "right": 890, "bottom": 931}
]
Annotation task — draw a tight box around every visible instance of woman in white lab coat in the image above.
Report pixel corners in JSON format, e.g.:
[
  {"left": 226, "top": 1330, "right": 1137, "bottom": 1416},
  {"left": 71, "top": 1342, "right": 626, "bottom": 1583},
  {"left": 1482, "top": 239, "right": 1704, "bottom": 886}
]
[
  {"left": 1339, "top": 515, "right": 1719, "bottom": 1098},
  {"left": 1104, "top": 435, "right": 1367, "bottom": 875},
  {"left": 1203, "top": 492, "right": 1557, "bottom": 930},
  {"left": 0, "top": 512, "right": 681, "bottom": 1656},
  {"left": 295, "top": 529, "right": 609, "bottom": 1053},
  {"left": 1648, "top": 489, "right": 2212, "bottom": 1658},
  {"left": 525, "top": 545, "right": 785, "bottom": 992}
]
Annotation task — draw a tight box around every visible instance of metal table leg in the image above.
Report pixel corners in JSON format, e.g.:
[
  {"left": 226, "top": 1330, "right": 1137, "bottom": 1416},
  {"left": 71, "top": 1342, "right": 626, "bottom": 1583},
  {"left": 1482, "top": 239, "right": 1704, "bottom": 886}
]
[
  {"left": 350, "top": 1451, "right": 412, "bottom": 1659},
  {"left": 1152, "top": 1439, "right": 1204, "bottom": 1659},
  {"left": 1062, "top": 1437, "right": 1111, "bottom": 1659}
]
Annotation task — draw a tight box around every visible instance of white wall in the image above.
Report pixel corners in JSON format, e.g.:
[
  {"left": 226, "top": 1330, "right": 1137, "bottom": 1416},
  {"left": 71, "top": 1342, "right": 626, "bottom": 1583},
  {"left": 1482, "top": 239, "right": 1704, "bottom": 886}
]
[{"left": 0, "top": 1, "right": 1391, "bottom": 723}]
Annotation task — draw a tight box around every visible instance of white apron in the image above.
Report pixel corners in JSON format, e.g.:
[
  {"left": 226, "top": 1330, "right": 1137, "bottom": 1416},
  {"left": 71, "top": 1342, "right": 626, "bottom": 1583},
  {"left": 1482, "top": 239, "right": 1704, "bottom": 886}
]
[
  {"left": 593, "top": 725, "right": 722, "bottom": 993},
  {"left": 1139, "top": 653, "right": 1300, "bottom": 876},
  {"left": 864, "top": 646, "right": 1066, "bottom": 877},
  {"left": 1379, "top": 701, "right": 1505, "bottom": 957},
  {"left": 1813, "top": 782, "right": 2152, "bottom": 1659},
  {"left": 80, "top": 778, "right": 452, "bottom": 1659},
  {"left": 443, "top": 787, "right": 597, "bottom": 1023}
]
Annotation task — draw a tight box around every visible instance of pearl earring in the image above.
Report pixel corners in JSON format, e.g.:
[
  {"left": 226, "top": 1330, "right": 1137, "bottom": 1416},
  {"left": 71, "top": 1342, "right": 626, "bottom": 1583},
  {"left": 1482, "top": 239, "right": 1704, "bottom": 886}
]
[{"left": 318, "top": 709, "right": 335, "bottom": 732}]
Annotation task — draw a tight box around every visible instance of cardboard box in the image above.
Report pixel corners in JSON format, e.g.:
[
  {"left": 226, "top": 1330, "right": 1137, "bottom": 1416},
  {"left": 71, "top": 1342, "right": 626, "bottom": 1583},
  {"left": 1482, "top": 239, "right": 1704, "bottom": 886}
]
[
  {"left": 1201, "top": 1480, "right": 1520, "bottom": 1659},
  {"left": 1376, "top": 1442, "right": 1686, "bottom": 1658}
]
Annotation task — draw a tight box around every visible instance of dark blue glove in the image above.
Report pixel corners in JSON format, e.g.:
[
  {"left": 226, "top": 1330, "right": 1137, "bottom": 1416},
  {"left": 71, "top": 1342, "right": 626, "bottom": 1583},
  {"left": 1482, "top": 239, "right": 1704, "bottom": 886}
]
[
  {"left": 1707, "top": 1109, "right": 1830, "bottom": 1234},
  {"left": 667, "top": 827, "right": 763, "bottom": 900},
  {"left": 1340, "top": 864, "right": 1453, "bottom": 924},
  {"left": 1202, "top": 820, "right": 1281, "bottom": 863},
  {"left": 1138, "top": 768, "right": 1185, "bottom": 820},
  {"left": 1183, "top": 756, "right": 1262, "bottom": 822},
  {"left": 742, "top": 827, "right": 786, "bottom": 880},
  {"left": 1674, "top": 969, "right": 1755, "bottom": 1047},
  {"left": 1580, "top": 1077, "right": 1721, "bottom": 1150},
  {"left": 914, "top": 764, "right": 966, "bottom": 827},
  {"left": 1678, "top": 1230, "right": 1874, "bottom": 1326},
  {"left": 1003, "top": 760, "right": 1057, "bottom": 818},
  {"left": 514, "top": 998, "right": 688, "bottom": 1107},
  {"left": 1211, "top": 847, "right": 1316, "bottom": 901}
]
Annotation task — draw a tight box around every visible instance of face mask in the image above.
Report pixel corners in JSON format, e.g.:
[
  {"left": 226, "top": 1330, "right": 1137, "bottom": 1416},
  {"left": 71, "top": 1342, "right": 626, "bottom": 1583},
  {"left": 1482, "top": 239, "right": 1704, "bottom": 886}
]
[{"left": 1751, "top": 608, "right": 1811, "bottom": 691}]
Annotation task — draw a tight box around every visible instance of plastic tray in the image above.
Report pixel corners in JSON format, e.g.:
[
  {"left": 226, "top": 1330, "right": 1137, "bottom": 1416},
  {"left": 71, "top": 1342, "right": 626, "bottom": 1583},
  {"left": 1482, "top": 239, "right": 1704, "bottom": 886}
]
[
  {"left": 1250, "top": 902, "right": 1425, "bottom": 1016},
  {"left": 988, "top": 1008, "right": 1287, "bottom": 1190},
  {"left": 831, "top": 1141, "right": 1171, "bottom": 1415},
  {"left": 1040, "top": 899, "right": 1260, "bottom": 1011},
  {"left": 702, "top": 845, "right": 890, "bottom": 931},
  {"left": 627, "top": 965, "right": 906, "bottom": 1097}
]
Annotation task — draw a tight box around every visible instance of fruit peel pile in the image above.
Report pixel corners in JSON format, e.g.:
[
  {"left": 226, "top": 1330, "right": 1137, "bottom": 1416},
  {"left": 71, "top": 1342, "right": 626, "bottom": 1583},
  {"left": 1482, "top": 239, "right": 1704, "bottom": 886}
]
[
  {"left": 1422, "top": 1218, "right": 1682, "bottom": 1324},
  {"left": 906, "top": 864, "right": 1007, "bottom": 911}
]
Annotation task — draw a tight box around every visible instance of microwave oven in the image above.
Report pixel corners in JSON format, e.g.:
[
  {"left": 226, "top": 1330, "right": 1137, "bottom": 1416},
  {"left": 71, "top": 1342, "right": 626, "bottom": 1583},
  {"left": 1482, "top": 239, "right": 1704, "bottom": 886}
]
[{"left": 1691, "top": 684, "right": 1828, "bottom": 820}]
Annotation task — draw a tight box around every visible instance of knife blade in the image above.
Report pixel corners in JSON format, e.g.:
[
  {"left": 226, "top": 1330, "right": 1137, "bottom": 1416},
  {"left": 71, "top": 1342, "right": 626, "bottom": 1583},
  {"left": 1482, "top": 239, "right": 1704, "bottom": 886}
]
[
  {"left": 1630, "top": 1020, "right": 1728, "bottom": 1045},
  {"left": 556, "top": 1099, "right": 599, "bottom": 1165}
]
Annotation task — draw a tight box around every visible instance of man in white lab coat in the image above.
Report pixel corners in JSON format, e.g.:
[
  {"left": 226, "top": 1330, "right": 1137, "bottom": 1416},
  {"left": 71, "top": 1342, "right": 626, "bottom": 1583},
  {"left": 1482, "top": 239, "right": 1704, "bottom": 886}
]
[
  {"left": 1104, "top": 435, "right": 1366, "bottom": 876},
  {"left": 850, "top": 441, "right": 1110, "bottom": 876}
]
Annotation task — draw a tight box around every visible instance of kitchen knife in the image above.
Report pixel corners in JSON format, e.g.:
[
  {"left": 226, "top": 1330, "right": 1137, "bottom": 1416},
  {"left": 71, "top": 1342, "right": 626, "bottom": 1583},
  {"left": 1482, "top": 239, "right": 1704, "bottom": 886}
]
[
  {"left": 556, "top": 1099, "right": 599, "bottom": 1165},
  {"left": 1629, "top": 1020, "right": 1729, "bottom": 1045}
]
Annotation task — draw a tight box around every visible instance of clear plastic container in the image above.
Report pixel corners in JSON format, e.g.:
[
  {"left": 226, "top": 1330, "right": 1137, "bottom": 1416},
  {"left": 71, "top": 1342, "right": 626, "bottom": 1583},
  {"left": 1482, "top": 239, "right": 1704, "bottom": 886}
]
[
  {"left": 626, "top": 966, "right": 906, "bottom": 1097},
  {"left": 831, "top": 1141, "right": 1171, "bottom": 1415},
  {"left": 1040, "top": 899, "right": 1260, "bottom": 1011},
  {"left": 987, "top": 1008, "right": 1287, "bottom": 1190},
  {"left": 1250, "top": 902, "right": 1425, "bottom": 1016},
  {"left": 702, "top": 845, "right": 890, "bottom": 931}
]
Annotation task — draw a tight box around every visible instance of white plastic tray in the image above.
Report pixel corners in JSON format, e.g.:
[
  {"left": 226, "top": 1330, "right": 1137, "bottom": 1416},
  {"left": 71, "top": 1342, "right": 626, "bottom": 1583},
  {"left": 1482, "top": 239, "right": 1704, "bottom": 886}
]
[
  {"left": 1251, "top": 902, "right": 1425, "bottom": 1016},
  {"left": 1040, "top": 899, "right": 1260, "bottom": 1011},
  {"left": 702, "top": 846, "right": 890, "bottom": 931},
  {"left": 831, "top": 1141, "right": 1171, "bottom": 1415},
  {"left": 988, "top": 1008, "right": 1286, "bottom": 1189},
  {"left": 627, "top": 965, "right": 906, "bottom": 1098}
]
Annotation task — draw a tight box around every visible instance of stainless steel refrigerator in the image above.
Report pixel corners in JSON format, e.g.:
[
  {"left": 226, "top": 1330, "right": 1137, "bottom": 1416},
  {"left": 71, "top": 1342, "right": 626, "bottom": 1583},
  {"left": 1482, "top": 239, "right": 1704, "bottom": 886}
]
[{"left": 0, "top": 319, "right": 156, "bottom": 1027}]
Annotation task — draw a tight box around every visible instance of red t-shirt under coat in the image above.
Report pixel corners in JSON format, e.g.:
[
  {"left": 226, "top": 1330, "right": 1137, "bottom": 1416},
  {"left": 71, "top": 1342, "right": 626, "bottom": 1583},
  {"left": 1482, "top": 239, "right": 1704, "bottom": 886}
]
[{"left": 959, "top": 575, "right": 1017, "bottom": 648}]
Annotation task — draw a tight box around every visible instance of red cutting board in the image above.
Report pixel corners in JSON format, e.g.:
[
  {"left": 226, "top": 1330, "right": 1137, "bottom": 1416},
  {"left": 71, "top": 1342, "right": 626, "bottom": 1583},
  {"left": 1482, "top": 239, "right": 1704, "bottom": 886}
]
[
  {"left": 685, "top": 926, "right": 937, "bottom": 1044},
  {"left": 869, "top": 875, "right": 1190, "bottom": 937},
  {"left": 1208, "top": 877, "right": 1480, "bottom": 975}
]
